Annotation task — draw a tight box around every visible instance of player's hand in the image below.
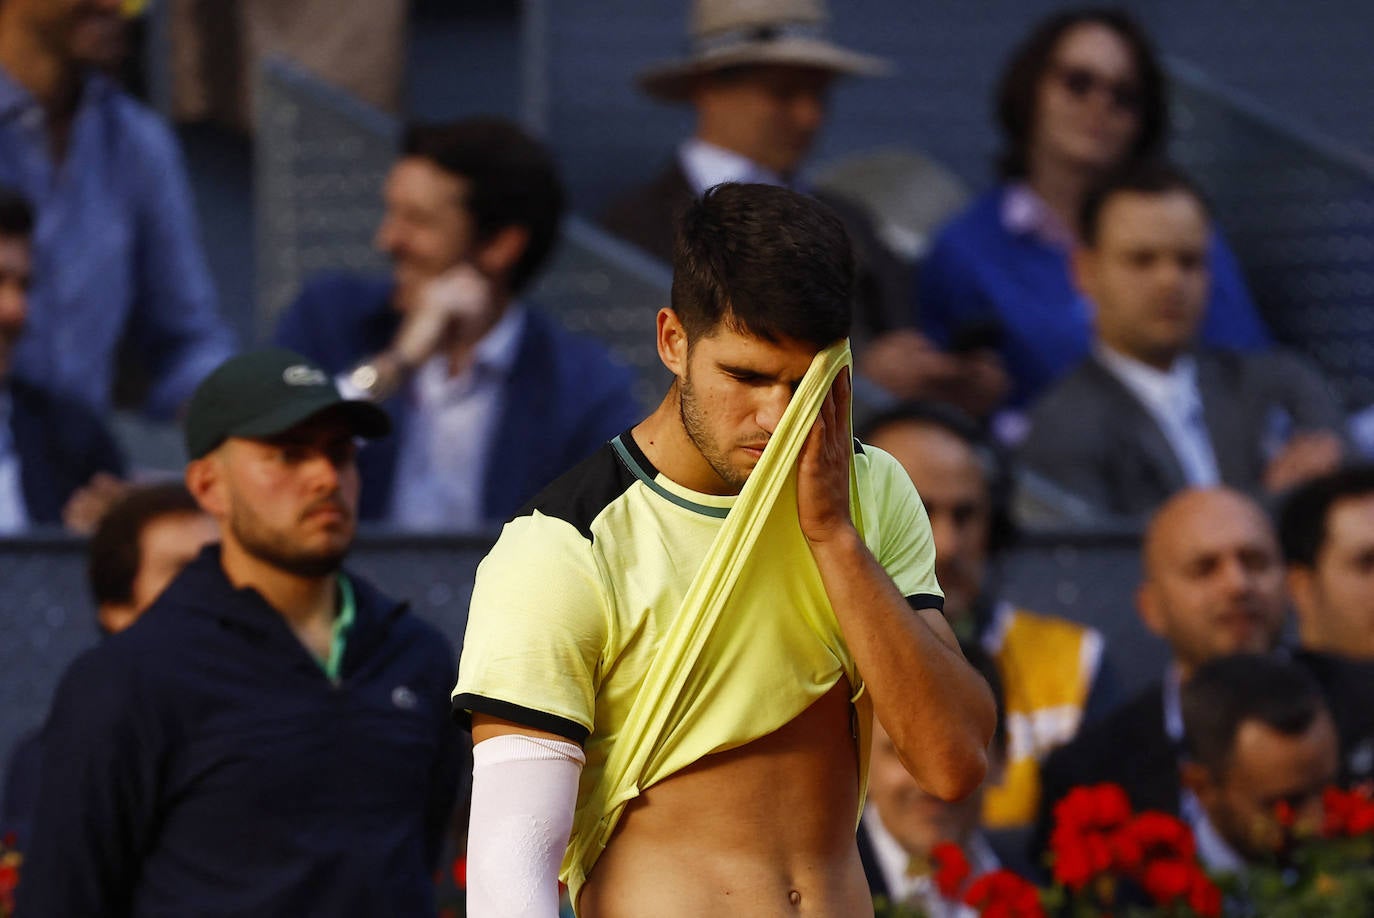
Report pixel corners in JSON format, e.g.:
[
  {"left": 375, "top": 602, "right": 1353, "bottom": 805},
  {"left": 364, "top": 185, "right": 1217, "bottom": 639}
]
[
  {"left": 390, "top": 263, "right": 494, "bottom": 369},
  {"left": 797, "top": 367, "right": 855, "bottom": 545}
]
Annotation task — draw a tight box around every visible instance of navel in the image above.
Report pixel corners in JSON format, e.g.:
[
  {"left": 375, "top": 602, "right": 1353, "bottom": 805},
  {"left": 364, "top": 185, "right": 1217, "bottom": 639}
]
[{"left": 788, "top": 889, "right": 802, "bottom": 907}]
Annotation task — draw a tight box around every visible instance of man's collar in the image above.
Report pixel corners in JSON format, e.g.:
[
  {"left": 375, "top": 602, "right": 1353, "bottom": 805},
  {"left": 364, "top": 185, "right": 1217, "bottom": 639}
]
[
  {"left": 1191, "top": 808, "right": 1249, "bottom": 875},
  {"left": 0, "top": 63, "right": 114, "bottom": 121},
  {"left": 1094, "top": 343, "right": 1197, "bottom": 400},
  {"left": 678, "top": 138, "right": 788, "bottom": 196},
  {"left": 472, "top": 303, "right": 527, "bottom": 378}
]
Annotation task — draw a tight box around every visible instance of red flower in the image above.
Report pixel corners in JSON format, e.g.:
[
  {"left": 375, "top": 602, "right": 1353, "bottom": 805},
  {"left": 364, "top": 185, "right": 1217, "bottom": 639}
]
[
  {"left": 451, "top": 855, "right": 467, "bottom": 889},
  {"left": 931, "top": 841, "right": 971, "bottom": 897},
  {"left": 1186, "top": 869, "right": 1224, "bottom": 918},
  {"left": 963, "top": 869, "right": 1046, "bottom": 917},
  {"left": 1050, "top": 837, "right": 1096, "bottom": 891},
  {"left": 1140, "top": 856, "right": 1195, "bottom": 906},
  {"left": 1053, "top": 784, "right": 1133, "bottom": 835},
  {"left": 0, "top": 862, "right": 17, "bottom": 895},
  {"left": 1124, "top": 811, "right": 1196, "bottom": 862},
  {"left": 1274, "top": 799, "right": 1296, "bottom": 829}
]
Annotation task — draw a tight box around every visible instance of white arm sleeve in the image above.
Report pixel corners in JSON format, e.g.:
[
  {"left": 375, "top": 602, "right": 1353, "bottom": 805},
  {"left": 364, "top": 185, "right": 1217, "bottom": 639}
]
[{"left": 466, "top": 734, "right": 586, "bottom": 918}]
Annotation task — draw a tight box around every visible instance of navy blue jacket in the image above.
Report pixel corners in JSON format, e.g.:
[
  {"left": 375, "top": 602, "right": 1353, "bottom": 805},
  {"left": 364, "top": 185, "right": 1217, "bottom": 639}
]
[
  {"left": 17, "top": 548, "right": 464, "bottom": 917},
  {"left": 274, "top": 273, "right": 644, "bottom": 523},
  {"left": 9, "top": 378, "right": 125, "bottom": 524}
]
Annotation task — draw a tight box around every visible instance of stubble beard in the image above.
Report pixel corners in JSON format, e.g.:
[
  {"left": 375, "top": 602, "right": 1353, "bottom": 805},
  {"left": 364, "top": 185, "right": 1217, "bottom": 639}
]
[
  {"left": 228, "top": 499, "right": 351, "bottom": 579},
  {"left": 678, "top": 374, "right": 750, "bottom": 492}
]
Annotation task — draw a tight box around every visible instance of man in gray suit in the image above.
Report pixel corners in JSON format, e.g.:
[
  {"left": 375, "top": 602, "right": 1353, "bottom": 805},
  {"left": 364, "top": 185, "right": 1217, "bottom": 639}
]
[{"left": 1020, "top": 162, "right": 1344, "bottom": 521}]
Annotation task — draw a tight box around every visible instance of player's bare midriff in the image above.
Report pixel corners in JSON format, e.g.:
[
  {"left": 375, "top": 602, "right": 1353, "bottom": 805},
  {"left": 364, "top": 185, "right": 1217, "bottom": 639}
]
[{"left": 577, "top": 679, "right": 874, "bottom": 918}]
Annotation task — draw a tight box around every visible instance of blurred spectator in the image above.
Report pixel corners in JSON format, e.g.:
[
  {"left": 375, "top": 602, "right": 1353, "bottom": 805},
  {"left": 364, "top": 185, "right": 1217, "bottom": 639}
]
[
  {"left": 862, "top": 402, "right": 1114, "bottom": 829},
  {"left": 1180, "top": 654, "right": 1338, "bottom": 873},
  {"left": 0, "top": 186, "right": 127, "bottom": 533},
  {"left": 599, "top": 0, "right": 1005, "bottom": 413},
  {"left": 0, "top": 0, "right": 235, "bottom": 418},
  {"left": 1020, "top": 163, "right": 1343, "bottom": 521},
  {"left": 1279, "top": 466, "right": 1374, "bottom": 783},
  {"left": 17, "top": 349, "right": 463, "bottom": 915},
  {"left": 275, "top": 118, "right": 641, "bottom": 529},
  {"left": 918, "top": 9, "right": 1269, "bottom": 411},
  {"left": 860, "top": 642, "right": 1031, "bottom": 912},
  {"left": 0, "top": 481, "right": 216, "bottom": 848},
  {"left": 168, "top": 0, "right": 406, "bottom": 132},
  {"left": 1034, "top": 488, "right": 1287, "bottom": 847}
]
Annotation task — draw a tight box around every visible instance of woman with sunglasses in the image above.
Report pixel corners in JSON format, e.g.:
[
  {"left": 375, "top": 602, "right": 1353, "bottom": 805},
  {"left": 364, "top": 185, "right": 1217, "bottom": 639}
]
[{"left": 916, "top": 8, "right": 1270, "bottom": 415}]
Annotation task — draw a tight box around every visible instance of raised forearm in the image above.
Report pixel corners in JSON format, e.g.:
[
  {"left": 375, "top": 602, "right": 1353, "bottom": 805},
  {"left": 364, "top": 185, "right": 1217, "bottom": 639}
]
[{"left": 810, "top": 527, "right": 996, "bottom": 800}]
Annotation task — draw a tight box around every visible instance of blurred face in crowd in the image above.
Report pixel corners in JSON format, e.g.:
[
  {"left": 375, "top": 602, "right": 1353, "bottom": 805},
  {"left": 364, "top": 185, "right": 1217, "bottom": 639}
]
[
  {"left": 692, "top": 65, "right": 834, "bottom": 177},
  {"left": 1184, "top": 711, "right": 1339, "bottom": 862},
  {"left": 375, "top": 157, "right": 477, "bottom": 314},
  {"left": 8, "top": 0, "right": 127, "bottom": 70},
  {"left": 1139, "top": 489, "right": 1287, "bottom": 678},
  {"left": 659, "top": 309, "right": 818, "bottom": 494},
  {"left": 190, "top": 415, "right": 360, "bottom": 579},
  {"left": 97, "top": 511, "right": 219, "bottom": 634},
  {"left": 1076, "top": 189, "right": 1211, "bottom": 370},
  {"left": 866, "top": 420, "right": 990, "bottom": 626},
  {"left": 1288, "top": 492, "right": 1374, "bottom": 659},
  {"left": 868, "top": 714, "right": 994, "bottom": 857},
  {"left": 1030, "top": 22, "right": 1143, "bottom": 177},
  {"left": 0, "top": 234, "right": 32, "bottom": 380}
]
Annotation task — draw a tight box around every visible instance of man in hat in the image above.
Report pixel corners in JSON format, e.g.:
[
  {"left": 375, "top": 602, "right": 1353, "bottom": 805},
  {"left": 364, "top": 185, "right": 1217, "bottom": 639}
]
[
  {"left": 599, "top": 0, "right": 995, "bottom": 408},
  {"left": 18, "top": 349, "right": 465, "bottom": 917}
]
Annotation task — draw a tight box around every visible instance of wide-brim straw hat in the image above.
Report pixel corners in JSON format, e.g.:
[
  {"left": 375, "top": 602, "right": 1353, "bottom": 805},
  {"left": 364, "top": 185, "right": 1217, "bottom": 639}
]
[{"left": 637, "top": 0, "right": 892, "bottom": 103}]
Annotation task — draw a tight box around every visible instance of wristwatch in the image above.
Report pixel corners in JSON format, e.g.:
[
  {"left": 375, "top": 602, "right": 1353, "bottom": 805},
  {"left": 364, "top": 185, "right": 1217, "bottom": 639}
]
[{"left": 348, "top": 352, "right": 407, "bottom": 402}]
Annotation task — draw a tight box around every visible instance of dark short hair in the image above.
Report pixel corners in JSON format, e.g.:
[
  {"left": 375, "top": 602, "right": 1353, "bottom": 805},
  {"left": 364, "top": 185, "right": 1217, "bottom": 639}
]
[
  {"left": 1181, "top": 654, "right": 1328, "bottom": 775},
  {"left": 1278, "top": 465, "right": 1374, "bottom": 568},
  {"left": 858, "top": 400, "right": 1017, "bottom": 553},
  {"left": 671, "top": 182, "right": 853, "bottom": 348},
  {"left": 0, "top": 187, "right": 34, "bottom": 239},
  {"left": 1079, "top": 160, "right": 1211, "bottom": 246},
  {"left": 401, "top": 117, "right": 564, "bottom": 294},
  {"left": 994, "top": 8, "right": 1167, "bottom": 181},
  {"left": 88, "top": 482, "right": 203, "bottom": 611}
]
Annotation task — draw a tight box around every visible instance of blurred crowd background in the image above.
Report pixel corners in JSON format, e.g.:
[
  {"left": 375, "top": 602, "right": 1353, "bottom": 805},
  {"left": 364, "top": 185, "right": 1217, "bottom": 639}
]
[{"left": 6, "top": 0, "right": 1374, "bottom": 908}]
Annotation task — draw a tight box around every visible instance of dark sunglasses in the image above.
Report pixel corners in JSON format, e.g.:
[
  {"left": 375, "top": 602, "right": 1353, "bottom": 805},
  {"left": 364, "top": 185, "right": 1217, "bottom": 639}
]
[{"left": 1052, "top": 64, "right": 1142, "bottom": 113}]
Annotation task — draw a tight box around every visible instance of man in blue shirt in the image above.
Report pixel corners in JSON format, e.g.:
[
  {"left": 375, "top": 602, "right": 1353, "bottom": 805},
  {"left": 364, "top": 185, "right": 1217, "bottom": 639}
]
[
  {"left": 0, "top": 0, "right": 234, "bottom": 419},
  {"left": 0, "top": 183, "right": 125, "bottom": 531}
]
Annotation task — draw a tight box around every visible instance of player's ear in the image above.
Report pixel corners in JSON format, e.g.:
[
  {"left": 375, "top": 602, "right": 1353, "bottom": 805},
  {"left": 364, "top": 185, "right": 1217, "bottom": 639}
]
[{"left": 657, "top": 307, "right": 690, "bottom": 377}]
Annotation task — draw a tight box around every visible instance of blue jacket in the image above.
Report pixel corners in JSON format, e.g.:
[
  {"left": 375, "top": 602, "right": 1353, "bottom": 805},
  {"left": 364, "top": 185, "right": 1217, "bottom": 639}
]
[
  {"left": 17, "top": 548, "right": 464, "bottom": 918},
  {"left": 9, "top": 378, "right": 125, "bottom": 524},
  {"left": 275, "top": 273, "right": 644, "bottom": 523},
  {"left": 917, "top": 187, "right": 1271, "bottom": 408}
]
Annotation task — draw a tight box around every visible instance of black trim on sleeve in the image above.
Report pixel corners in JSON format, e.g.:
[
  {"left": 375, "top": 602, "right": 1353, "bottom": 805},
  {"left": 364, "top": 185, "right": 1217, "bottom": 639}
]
[
  {"left": 906, "top": 593, "right": 945, "bottom": 613},
  {"left": 451, "top": 693, "right": 590, "bottom": 744}
]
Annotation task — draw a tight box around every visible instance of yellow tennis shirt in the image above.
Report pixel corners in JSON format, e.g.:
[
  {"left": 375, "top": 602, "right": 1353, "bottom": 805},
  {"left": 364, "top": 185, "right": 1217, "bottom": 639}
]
[{"left": 454, "top": 354, "right": 941, "bottom": 903}]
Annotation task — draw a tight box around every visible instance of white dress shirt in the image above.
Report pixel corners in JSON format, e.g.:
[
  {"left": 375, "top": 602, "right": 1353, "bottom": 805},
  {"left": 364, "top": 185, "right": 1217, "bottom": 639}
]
[
  {"left": 389, "top": 306, "right": 527, "bottom": 531},
  {"left": 0, "top": 389, "right": 28, "bottom": 533},
  {"left": 1095, "top": 345, "right": 1221, "bottom": 486},
  {"left": 678, "top": 138, "right": 789, "bottom": 196},
  {"left": 862, "top": 807, "right": 994, "bottom": 917}
]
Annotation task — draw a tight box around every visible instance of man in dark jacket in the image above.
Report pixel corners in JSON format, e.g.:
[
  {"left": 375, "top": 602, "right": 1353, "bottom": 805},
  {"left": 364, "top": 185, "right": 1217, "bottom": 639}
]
[
  {"left": 18, "top": 349, "right": 465, "bottom": 917},
  {"left": 276, "top": 118, "right": 641, "bottom": 529}
]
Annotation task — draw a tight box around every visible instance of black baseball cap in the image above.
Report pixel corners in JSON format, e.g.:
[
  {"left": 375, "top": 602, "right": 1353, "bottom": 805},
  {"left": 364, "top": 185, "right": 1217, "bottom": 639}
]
[{"left": 184, "top": 349, "right": 392, "bottom": 460}]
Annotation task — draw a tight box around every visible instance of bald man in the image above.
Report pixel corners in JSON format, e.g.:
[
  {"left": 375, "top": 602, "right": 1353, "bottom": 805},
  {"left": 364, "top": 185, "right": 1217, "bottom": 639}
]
[{"left": 1032, "top": 488, "right": 1287, "bottom": 853}]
